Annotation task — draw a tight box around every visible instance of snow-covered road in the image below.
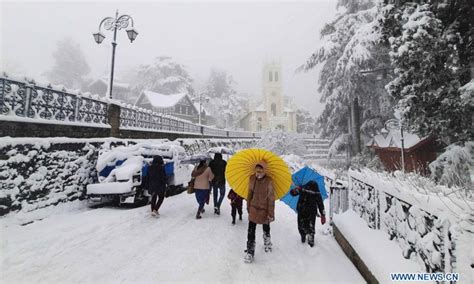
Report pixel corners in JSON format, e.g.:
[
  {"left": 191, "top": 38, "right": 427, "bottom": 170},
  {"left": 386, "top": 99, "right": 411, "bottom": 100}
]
[{"left": 1, "top": 193, "right": 364, "bottom": 283}]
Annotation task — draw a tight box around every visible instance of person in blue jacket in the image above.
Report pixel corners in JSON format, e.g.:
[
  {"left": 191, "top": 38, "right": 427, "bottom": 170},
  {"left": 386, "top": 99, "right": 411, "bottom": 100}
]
[
  {"left": 290, "top": 180, "right": 326, "bottom": 247},
  {"left": 148, "top": 156, "right": 167, "bottom": 217}
]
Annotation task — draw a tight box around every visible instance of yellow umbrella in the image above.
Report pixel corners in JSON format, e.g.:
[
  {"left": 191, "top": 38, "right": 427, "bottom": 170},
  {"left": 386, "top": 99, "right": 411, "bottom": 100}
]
[{"left": 225, "top": 148, "right": 291, "bottom": 200}]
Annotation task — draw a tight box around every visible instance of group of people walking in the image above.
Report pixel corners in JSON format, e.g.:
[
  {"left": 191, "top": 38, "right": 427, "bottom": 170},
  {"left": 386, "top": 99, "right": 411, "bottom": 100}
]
[
  {"left": 147, "top": 153, "right": 326, "bottom": 264},
  {"left": 190, "top": 153, "right": 231, "bottom": 219}
]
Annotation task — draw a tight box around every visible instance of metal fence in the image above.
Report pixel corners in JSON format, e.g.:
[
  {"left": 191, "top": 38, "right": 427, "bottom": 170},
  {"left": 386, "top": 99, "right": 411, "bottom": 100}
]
[
  {"left": 1, "top": 75, "right": 108, "bottom": 126},
  {"left": 0, "top": 74, "right": 261, "bottom": 138}
]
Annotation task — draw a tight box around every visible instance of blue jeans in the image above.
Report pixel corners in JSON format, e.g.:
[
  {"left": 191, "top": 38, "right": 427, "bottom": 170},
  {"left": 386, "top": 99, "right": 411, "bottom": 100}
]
[
  {"left": 195, "top": 189, "right": 210, "bottom": 211},
  {"left": 213, "top": 184, "right": 226, "bottom": 209}
]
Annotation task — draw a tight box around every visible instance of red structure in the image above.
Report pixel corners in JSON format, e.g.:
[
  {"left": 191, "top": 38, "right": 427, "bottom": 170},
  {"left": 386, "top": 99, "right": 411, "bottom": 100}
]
[{"left": 367, "top": 132, "right": 439, "bottom": 176}]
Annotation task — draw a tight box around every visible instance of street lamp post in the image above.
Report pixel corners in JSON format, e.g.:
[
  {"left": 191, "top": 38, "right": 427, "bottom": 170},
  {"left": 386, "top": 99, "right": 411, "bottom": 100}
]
[
  {"left": 197, "top": 92, "right": 209, "bottom": 125},
  {"left": 93, "top": 10, "right": 138, "bottom": 99},
  {"left": 199, "top": 92, "right": 202, "bottom": 125},
  {"left": 384, "top": 118, "right": 405, "bottom": 173}
]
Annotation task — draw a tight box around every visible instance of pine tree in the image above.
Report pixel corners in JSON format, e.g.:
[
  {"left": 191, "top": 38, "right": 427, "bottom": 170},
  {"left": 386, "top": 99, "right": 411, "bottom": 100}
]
[
  {"left": 301, "top": 0, "right": 394, "bottom": 150},
  {"left": 45, "top": 38, "right": 91, "bottom": 89},
  {"left": 382, "top": 2, "right": 472, "bottom": 143},
  {"left": 129, "top": 56, "right": 194, "bottom": 95},
  {"left": 296, "top": 109, "right": 317, "bottom": 134},
  {"left": 202, "top": 68, "right": 247, "bottom": 128}
]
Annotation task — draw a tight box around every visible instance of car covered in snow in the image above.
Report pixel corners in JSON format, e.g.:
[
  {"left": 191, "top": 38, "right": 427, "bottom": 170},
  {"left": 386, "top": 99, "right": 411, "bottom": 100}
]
[{"left": 86, "top": 142, "right": 194, "bottom": 206}]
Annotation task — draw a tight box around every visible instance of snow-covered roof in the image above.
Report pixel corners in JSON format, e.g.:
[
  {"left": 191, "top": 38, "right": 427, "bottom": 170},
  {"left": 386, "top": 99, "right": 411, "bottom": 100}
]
[
  {"left": 90, "top": 78, "right": 130, "bottom": 90},
  {"left": 255, "top": 104, "right": 266, "bottom": 112},
  {"left": 192, "top": 102, "right": 211, "bottom": 116},
  {"left": 143, "top": 90, "right": 187, "bottom": 108},
  {"left": 367, "top": 130, "right": 428, "bottom": 150}
]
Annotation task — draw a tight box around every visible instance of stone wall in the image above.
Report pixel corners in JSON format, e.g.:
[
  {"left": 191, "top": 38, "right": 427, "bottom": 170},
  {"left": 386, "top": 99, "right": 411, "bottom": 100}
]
[
  {"left": 0, "top": 137, "right": 256, "bottom": 216},
  {"left": 0, "top": 121, "right": 111, "bottom": 138}
]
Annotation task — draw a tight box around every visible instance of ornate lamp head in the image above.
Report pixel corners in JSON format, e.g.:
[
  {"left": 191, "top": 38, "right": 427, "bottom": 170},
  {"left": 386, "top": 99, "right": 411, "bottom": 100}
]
[
  {"left": 126, "top": 28, "right": 138, "bottom": 43},
  {"left": 93, "top": 32, "right": 106, "bottom": 44}
]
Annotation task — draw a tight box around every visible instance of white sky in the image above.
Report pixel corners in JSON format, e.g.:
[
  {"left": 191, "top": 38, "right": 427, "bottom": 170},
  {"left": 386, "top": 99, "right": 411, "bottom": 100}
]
[{"left": 0, "top": 0, "right": 337, "bottom": 116}]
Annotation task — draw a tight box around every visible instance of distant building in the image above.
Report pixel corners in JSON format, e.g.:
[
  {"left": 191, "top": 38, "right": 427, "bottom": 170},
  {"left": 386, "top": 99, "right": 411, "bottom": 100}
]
[
  {"left": 239, "top": 61, "right": 297, "bottom": 132},
  {"left": 134, "top": 90, "right": 208, "bottom": 124},
  {"left": 87, "top": 78, "right": 132, "bottom": 103},
  {"left": 367, "top": 131, "right": 441, "bottom": 176}
]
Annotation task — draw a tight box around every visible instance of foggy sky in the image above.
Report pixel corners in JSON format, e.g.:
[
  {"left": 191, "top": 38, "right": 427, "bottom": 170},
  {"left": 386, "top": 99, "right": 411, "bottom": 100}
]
[{"left": 1, "top": 1, "right": 336, "bottom": 116}]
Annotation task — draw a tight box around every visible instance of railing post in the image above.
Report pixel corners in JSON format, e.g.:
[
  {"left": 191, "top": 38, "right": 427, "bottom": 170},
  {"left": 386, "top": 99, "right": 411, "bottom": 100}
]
[
  {"left": 108, "top": 103, "right": 121, "bottom": 137},
  {"left": 24, "top": 82, "right": 32, "bottom": 118}
]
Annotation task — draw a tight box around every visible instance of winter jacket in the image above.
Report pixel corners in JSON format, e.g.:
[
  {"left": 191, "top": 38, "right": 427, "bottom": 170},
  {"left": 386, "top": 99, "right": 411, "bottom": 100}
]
[
  {"left": 247, "top": 173, "right": 275, "bottom": 224},
  {"left": 290, "top": 180, "right": 325, "bottom": 216},
  {"left": 209, "top": 153, "right": 227, "bottom": 186},
  {"left": 228, "top": 189, "right": 243, "bottom": 207},
  {"left": 148, "top": 156, "right": 167, "bottom": 194},
  {"left": 193, "top": 166, "right": 214, "bottom": 190}
]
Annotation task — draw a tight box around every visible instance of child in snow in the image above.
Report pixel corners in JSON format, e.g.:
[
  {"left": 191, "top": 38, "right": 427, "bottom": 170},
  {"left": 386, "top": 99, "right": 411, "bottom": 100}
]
[
  {"left": 290, "top": 180, "right": 326, "bottom": 247},
  {"left": 227, "top": 189, "right": 243, "bottom": 224}
]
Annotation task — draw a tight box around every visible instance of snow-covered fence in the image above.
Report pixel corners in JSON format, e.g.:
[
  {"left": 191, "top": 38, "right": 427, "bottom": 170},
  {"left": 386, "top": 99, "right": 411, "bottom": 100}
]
[
  {"left": 0, "top": 75, "right": 108, "bottom": 127},
  {"left": 348, "top": 172, "right": 456, "bottom": 274},
  {"left": 119, "top": 106, "right": 201, "bottom": 134},
  {"left": 350, "top": 177, "right": 380, "bottom": 230},
  {"left": 0, "top": 74, "right": 261, "bottom": 139},
  {"left": 329, "top": 181, "right": 349, "bottom": 216}
]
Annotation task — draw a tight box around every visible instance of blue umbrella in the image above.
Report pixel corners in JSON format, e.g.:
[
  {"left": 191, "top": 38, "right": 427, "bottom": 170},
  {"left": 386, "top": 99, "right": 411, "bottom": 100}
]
[{"left": 280, "top": 166, "right": 327, "bottom": 213}]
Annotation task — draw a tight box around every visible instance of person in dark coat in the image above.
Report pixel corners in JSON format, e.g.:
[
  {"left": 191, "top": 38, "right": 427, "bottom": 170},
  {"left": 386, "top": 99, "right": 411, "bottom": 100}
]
[
  {"left": 227, "top": 189, "right": 243, "bottom": 224},
  {"left": 148, "top": 156, "right": 167, "bottom": 217},
  {"left": 209, "top": 153, "right": 227, "bottom": 215},
  {"left": 290, "top": 180, "right": 326, "bottom": 247}
]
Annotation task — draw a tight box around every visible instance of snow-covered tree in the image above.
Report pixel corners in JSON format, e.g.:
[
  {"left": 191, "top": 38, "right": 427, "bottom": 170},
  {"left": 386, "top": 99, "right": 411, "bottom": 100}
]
[
  {"left": 255, "top": 130, "right": 307, "bottom": 156},
  {"left": 200, "top": 68, "right": 248, "bottom": 128},
  {"left": 429, "top": 142, "right": 472, "bottom": 191},
  {"left": 382, "top": 2, "right": 473, "bottom": 144},
  {"left": 45, "top": 38, "right": 91, "bottom": 89},
  {"left": 127, "top": 56, "right": 194, "bottom": 96},
  {"left": 296, "top": 109, "right": 317, "bottom": 134},
  {"left": 300, "top": 0, "right": 394, "bottom": 147}
]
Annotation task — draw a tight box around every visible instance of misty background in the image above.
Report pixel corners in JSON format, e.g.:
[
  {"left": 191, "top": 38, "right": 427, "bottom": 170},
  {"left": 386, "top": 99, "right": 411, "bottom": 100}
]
[{"left": 0, "top": 1, "right": 336, "bottom": 116}]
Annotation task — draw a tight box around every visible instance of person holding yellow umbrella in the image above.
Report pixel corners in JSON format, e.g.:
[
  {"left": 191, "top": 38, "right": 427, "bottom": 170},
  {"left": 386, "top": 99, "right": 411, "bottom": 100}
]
[{"left": 226, "top": 148, "right": 291, "bottom": 263}]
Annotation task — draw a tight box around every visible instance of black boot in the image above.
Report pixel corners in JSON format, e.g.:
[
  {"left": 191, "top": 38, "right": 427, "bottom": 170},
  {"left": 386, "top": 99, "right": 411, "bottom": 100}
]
[
  {"left": 196, "top": 209, "right": 202, "bottom": 219},
  {"left": 301, "top": 234, "right": 306, "bottom": 243},
  {"left": 244, "top": 241, "right": 255, "bottom": 263},
  {"left": 239, "top": 215, "right": 242, "bottom": 220},
  {"left": 232, "top": 216, "right": 236, "bottom": 225},
  {"left": 216, "top": 208, "right": 220, "bottom": 215},
  {"left": 307, "top": 234, "right": 314, "bottom": 247},
  {"left": 263, "top": 233, "right": 272, "bottom": 252}
]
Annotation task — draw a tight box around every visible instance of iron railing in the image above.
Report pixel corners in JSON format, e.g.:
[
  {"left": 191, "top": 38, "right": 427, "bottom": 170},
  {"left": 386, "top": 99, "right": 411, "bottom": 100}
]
[{"left": 0, "top": 74, "right": 261, "bottom": 138}]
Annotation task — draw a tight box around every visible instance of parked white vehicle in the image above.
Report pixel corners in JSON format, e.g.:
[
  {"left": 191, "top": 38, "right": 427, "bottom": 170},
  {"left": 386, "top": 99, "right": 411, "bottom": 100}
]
[{"left": 86, "top": 142, "right": 193, "bottom": 206}]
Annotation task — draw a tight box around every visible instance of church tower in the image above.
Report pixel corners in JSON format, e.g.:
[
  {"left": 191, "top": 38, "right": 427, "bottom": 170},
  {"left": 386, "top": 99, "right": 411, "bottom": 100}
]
[{"left": 262, "top": 60, "right": 283, "bottom": 118}]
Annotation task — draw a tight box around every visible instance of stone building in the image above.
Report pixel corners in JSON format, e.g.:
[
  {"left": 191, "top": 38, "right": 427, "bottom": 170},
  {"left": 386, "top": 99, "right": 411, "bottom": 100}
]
[{"left": 239, "top": 61, "right": 297, "bottom": 132}]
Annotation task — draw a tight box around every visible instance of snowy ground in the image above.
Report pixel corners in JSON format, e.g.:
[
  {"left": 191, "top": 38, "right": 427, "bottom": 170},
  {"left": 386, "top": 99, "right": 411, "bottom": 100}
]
[
  {"left": 1, "top": 192, "right": 364, "bottom": 283},
  {"left": 334, "top": 210, "right": 420, "bottom": 283}
]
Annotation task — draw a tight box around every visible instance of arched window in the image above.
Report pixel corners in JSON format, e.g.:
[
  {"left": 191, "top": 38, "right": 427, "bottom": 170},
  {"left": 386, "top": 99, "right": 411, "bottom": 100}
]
[
  {"left": 271, "top": 103, "right": 276, "bottom": 116},
  {"left": 269, "top": 71, "right": 273, "bottom": 82},
  {"left": 275, "top": 72, "right": 278, "bottom": 82}
]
